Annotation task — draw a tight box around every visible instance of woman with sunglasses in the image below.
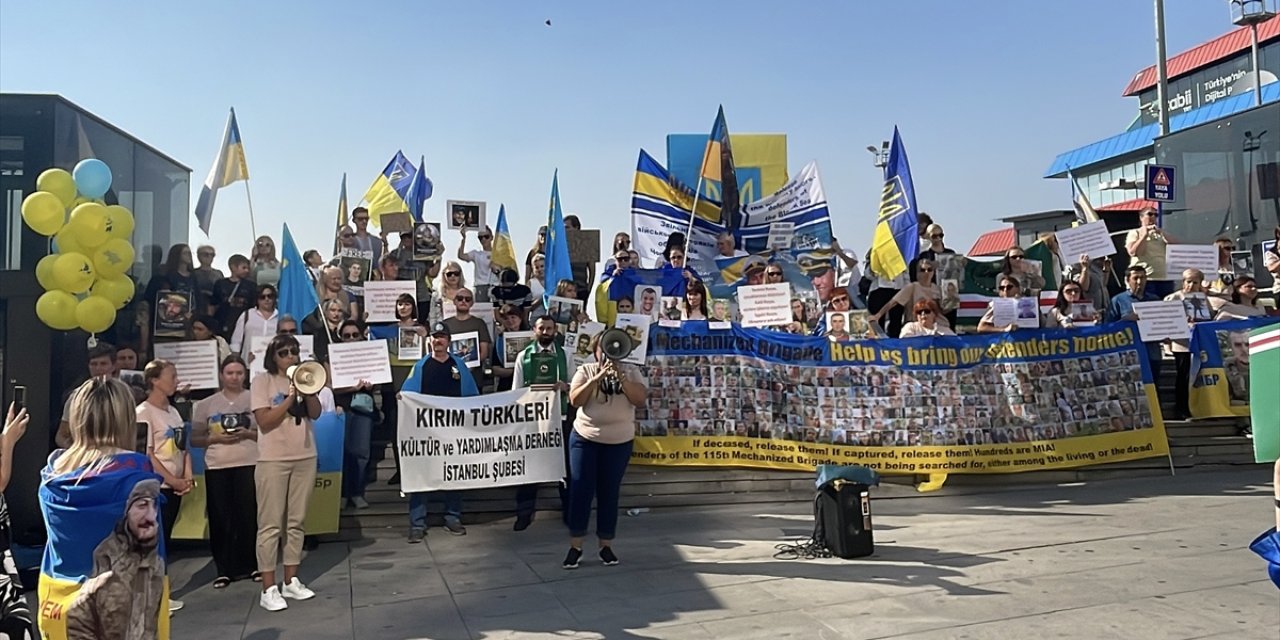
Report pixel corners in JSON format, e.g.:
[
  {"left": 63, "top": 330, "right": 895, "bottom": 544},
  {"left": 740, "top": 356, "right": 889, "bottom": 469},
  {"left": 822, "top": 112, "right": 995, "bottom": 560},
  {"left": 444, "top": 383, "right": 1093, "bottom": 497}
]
[
  {"left": 231, "top": 284, "right": 279, "bottom": 359},
  {"left": 1045, "top": 282, "right": 1096, "bottom": 329},
  {"left": 664, "top": 246, "right": 699, "bottom": 286},
  {"left": 439, "top": 260, "right": 467, "bottom": 304},
  {"left": 867, "top": 258, "right": 945, "bottom": 332},
  {"left": 524, "top": 226, "right": 548, "bottom": 278},
  {"left": 331, "top": 320, "right": 379, "bottom": 511},
  {"left": 250, "top": 335, "right": 321, "bottom": 612},
  {"left": 250, "top": 236, "right": 281, "bottom": 287},
  {"left": 1124, "top": 207, "right": 1179, "bottom": 298},
  {"left": 898, "top": 300, "right": 954, "bottom": 338},
  {"left": 603, "top": 233, "right": 631, "bottom": 271},
  {"left": 191, "top": 355, "right": 259, "bottom": 589},
  {"left": 458, "top": 226, "right": 496, "bottom": 302},
  {"left": 978, "top": 276, "right": 1036, "bottom": 333},
  {"left": 1000, "top": 248, "right": 1045, "bottom": 295},
  {"left": 682, "top": 281, "right": 709, "bottom": 321}
]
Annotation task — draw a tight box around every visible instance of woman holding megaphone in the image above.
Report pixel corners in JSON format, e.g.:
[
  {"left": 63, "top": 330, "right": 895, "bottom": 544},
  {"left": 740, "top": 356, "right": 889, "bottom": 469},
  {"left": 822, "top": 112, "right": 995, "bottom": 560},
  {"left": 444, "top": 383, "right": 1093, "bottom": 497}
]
[{"left": 250, "top": 334, "right": 321, "bottom": 612}]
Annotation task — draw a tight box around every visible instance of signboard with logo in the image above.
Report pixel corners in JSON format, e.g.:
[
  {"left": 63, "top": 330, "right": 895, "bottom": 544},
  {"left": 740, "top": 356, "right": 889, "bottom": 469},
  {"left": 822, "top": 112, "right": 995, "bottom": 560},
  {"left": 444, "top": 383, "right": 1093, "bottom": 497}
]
[{"left": 1145, "top": 164, "right": 1176, "bottom": 203}]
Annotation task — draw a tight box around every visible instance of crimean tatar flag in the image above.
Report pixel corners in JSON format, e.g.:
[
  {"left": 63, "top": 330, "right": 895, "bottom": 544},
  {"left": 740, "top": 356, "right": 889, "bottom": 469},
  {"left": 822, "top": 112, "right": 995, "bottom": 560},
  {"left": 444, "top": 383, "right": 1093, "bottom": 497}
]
[
  {"left": 360, "top": 151, "right": 415, "bottom": 224},
  {"left": 869, "top": 127, "right": 920, "bottom": 280},
  {"left": 492, "top": 204, "right": 518, "bottom": 274},
  {"left": 193, "top": 108, "right": 250, "bottom": 234},
  {"left": 406, "top": 155, "right": 433, "bottom": 223},
  {"left": 543, "top": 171, "right": 574, "bottom": 306}
]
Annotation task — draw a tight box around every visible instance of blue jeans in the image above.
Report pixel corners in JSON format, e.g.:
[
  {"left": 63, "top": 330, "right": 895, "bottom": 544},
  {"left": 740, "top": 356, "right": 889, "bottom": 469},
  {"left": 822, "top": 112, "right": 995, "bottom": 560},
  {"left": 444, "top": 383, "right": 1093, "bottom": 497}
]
[
  {"left": 567, "top": 431, "right": 633, "bottom": 540},
  {"left": 408, "top": 492, "right": 463, "bottom": 531},
  {"left": 343, "top": 411, "right": 374, "bottom": 500}
]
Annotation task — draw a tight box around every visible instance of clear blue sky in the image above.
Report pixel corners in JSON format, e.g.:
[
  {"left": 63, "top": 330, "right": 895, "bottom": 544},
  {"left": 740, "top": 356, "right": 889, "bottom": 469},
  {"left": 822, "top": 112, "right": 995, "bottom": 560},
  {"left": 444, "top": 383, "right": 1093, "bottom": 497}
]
[{"left": 0, "top": 0, "right": 1237, "bottom": 270}]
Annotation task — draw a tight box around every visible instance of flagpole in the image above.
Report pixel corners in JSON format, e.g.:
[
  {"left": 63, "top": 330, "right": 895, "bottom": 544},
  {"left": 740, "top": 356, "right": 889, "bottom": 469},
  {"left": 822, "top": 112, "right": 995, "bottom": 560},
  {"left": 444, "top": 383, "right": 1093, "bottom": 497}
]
[
  {"left": 243, "top": 179, "right": 259, "bottom": 240},
  {"left": 682, "top": 176, "right": 706, "bottom": 260}
]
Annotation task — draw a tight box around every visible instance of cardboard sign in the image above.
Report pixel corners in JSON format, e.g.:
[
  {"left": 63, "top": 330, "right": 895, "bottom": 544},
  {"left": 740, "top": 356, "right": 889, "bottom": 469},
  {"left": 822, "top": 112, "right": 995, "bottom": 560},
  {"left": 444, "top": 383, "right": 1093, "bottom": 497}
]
[
  {"left": 1132, "top": 300, "right": 1192, "bottom": 341},
  {"left": 380, "top": 212, "right": 414, "bottom": 234},
  {"left": 1054, "top": 221, "right": 1116, "bottom": 262},
  {"left": 1165, "top": 244, "right": 1219, "bottom": 278},
  {"left": 328, "top": 340, "right": 393, "bottom": 389},
  {"left": 364, "top": 281, "right": 417, "bottom": 322},
  {"left": 567, "top": 229, "right": 601, "bottom": 264},
  {"left": 154, "top": 341, "right": 220, "bottom": 390}
]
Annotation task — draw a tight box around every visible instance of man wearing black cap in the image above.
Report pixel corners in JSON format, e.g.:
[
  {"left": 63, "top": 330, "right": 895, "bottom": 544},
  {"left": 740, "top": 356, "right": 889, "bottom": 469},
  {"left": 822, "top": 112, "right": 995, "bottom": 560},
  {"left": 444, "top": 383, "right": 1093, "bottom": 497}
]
[{"left": 401, "top": 322, "right": 478, "bottom": 542}]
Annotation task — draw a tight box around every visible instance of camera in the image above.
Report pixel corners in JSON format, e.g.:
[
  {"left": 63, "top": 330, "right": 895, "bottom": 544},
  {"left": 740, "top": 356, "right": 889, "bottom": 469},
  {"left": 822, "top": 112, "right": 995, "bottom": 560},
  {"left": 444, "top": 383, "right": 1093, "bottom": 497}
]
[{"left": 221, "top": 412, "right": 249, "bottom": 433}]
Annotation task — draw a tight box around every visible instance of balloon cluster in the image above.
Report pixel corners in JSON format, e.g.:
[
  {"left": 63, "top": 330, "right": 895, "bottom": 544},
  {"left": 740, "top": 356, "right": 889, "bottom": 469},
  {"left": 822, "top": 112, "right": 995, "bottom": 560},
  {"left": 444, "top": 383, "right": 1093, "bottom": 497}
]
[{"left": 21, "top": 159, "right": 137, "bottom": 334}]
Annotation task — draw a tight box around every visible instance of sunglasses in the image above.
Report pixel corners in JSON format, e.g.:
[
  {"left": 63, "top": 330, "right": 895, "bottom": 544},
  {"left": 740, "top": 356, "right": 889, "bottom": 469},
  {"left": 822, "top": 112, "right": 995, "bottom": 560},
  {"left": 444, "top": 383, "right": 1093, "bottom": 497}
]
[
  {"left": 479, "top": 235, "right": 492, "bottom": 240},
  {"left": 341, "top": 332, "right": 363, "bottom": 339},
  {"left": 766, "top": 270, "right": 783, "bottom": 276},
  {"left": 1221, "top": 245, "right": 1235, "bottom": 251},
  {"left": 354, "top": 217, "right": 369, "bottom": 222},
  {"left": 340, "top": 233, "right": 353, "bottom": 238},
  {"left": 831, "top": 296, "right": 850, "bottom": 304},
  {"left": 615, "top": 256, "right": 630, "bottom": 262},
  {"left": 918, "top": 309, "right": 934, "bottom": 316},
  {"left": 445, "top": 272, "right": 460, "bottom": 277},
  {"left": 1064, "top": 289, "right": 1081, "bottom": 294},
  {"left": 998, "top": 285, "right": 1017, "bottom": 291},
  {"left": 275, "top": 346, "right": 300, "bottom": 357},
  {"left": 930, "top": 234, "right": 944, "bottom": 239},
  {"left": 259, "top": 293, "right": 276, "bottom": 300},
  {"left": 670, "top": 254, "right": 685, "bottom": 260},
  {"left": 455, "top": 296, "right": 473, "bottom": 302},
  {"left": 1008, "top": 255, "right": 1025, "bottom": 260},
  {"left": 919, "top": 267, "right": 935, "bottom": 273}
]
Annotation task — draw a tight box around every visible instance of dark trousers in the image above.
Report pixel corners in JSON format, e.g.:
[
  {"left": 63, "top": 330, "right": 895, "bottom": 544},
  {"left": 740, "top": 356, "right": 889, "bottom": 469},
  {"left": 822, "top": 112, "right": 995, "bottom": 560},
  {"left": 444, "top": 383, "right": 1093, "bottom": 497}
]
[
  {"left": 514, "top": 414, "right": 571, "bottom": 518},
  {"left": 1174, "top": 351, "right": 1192, "bottom": 418},
  {"left": 160, "top": 487, "right": 183, "bottom": 547},
  {"left": 205, "top": 465, "right": 258, "bottom": 579},
  {"left": 567, "top": 431, "right": 633, "bottom": 540},
  {"left": 343, "top": 412, "right": 374, "bottom": 499},
  {"left": 867, "top": 288, "right": 904, "bottom": 337}
]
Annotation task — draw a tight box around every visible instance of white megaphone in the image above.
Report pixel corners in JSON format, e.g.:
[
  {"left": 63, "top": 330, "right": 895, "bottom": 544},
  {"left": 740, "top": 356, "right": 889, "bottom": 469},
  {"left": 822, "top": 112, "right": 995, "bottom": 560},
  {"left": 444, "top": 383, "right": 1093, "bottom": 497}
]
[{"left": 286, "top": 361, "right": 328, "bottom": 396}]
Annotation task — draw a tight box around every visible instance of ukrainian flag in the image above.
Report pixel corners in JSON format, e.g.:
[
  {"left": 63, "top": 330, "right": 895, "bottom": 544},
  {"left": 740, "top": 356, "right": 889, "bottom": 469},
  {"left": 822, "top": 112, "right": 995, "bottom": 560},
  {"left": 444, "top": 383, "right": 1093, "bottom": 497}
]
[
  {"left": 633, "top": 150, "right": 722, "bottom": 224},
  {"left": 193, "top": 108, "right": 250, "bottom": 234},
  {"left": 492, "top": 204, "right": 518, "bottom": 274},
  {"left": 869, "top": 127, "right": 920, "bottom": 280},
  {"left": 334, "top": 173, "right": 348, "bottom": 254},
  {"left": 361, "top": 151, "right": 416, "bottom": 224},
  {"left": 406, "top": 155, "right": 433, "bottom": 222},
  {"left": 700, "top": 105, "right": 739, "bottom": 228}
]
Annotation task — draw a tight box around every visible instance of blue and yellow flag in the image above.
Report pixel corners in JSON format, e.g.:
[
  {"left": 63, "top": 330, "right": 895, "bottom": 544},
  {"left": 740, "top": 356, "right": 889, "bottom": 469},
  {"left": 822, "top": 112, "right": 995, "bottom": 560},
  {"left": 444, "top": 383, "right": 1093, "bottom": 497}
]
[
  {"left": 193, "top": 108, "right": 250, "bottom": 234},
  {"left": 544, "top": 171, "right": 574, "bottom": 306},
  {"left": 700, "top": 106, "right": 740, "bottom": 228},
  {"left": 279, "top": 223, "right": 319, "bottom": 321},
  {"left": 334, "top": 173, "right": 348, "bottom": 254},
  {"left": 406, "top": 155, "right": 433, "bottom": 223},
  {"left": 492, "top": 204, "right": 518, "bottom": 274},
  {"left": 361, "top": 150, "right": 415, "bottom": 224},
  {"left": 869, "top": 127, "right": 920, "bottom": 280}
]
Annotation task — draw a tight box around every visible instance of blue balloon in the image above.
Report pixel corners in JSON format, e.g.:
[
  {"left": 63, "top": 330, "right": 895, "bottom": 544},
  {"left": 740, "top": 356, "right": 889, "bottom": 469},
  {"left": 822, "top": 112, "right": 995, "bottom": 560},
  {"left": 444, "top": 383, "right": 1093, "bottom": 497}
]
[{"left": 73, "top": 159, "right": 112, "bottom": 199}]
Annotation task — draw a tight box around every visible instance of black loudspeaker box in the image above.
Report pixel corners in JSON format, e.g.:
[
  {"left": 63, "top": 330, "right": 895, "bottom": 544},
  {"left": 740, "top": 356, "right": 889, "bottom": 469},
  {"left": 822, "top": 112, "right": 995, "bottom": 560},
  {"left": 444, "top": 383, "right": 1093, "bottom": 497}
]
[{"left": 817, "top": 480, "right": 874, "bottom": 558}]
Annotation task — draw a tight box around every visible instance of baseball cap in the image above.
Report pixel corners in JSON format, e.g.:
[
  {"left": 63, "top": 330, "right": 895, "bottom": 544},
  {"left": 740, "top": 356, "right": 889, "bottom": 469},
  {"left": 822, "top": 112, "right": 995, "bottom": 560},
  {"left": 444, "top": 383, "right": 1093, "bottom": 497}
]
[{"left": 430, "top": 322, "right": 450, "bottom": 337}]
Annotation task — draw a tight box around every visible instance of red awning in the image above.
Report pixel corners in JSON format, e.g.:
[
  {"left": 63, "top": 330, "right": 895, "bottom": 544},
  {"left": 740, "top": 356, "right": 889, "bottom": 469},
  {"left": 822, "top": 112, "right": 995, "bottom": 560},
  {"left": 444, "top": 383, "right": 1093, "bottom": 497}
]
[
  {"left": 968, "top": 228, "right": 1016, "bottom": 256},
  {"left": 1098, "top": 198, "right": 1154, "bottom": 211},
  {"left": 1124, "top": 16, "right": 1280, "bottom": 96}
]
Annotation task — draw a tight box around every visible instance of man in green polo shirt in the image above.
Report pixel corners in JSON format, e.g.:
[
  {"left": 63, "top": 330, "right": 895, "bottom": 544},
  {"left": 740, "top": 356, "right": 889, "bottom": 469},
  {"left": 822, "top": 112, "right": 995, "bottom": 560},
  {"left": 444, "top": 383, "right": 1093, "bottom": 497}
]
[{"left": 511, "top": 315, "right": 572, "bottom": 531}]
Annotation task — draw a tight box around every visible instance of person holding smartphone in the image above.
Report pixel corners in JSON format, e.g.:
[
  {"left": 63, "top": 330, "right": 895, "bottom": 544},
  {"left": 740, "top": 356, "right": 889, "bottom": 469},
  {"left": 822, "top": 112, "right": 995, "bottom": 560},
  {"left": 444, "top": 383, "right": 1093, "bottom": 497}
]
[{"left": 191, "top": 355, "right": 259, "bottom": 589}]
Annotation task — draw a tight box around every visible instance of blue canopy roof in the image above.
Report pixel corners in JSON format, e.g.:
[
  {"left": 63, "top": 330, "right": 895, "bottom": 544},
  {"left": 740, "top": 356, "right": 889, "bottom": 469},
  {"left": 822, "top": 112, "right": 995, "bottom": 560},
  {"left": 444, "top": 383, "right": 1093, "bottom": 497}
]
[{"left": 1044, "top": 82, "right": 1280, "bottom": 178}]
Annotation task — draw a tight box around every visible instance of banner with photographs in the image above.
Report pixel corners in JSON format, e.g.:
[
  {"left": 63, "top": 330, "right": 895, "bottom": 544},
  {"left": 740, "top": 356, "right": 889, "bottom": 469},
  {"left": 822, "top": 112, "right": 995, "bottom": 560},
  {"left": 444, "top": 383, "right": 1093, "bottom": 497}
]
[
  {"left": 1188, "top": 316, "right": 1280, "bottom": 418},
  {"left": 633, "top": 323, "right": 1169, "bottom": 475},
  {"left": 397, "top": 388, "right": 566, "bottom": 491},
  {"left": 171, "top": 409, "right": 344, "bottom": 540}
]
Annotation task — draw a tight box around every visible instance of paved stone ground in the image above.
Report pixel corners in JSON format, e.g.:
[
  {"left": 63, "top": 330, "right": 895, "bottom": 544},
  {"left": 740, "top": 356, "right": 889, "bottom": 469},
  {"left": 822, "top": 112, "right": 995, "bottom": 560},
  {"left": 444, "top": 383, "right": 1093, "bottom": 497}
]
[{"left": 160, "top": 468, "right": 1278, "bottom": 639}]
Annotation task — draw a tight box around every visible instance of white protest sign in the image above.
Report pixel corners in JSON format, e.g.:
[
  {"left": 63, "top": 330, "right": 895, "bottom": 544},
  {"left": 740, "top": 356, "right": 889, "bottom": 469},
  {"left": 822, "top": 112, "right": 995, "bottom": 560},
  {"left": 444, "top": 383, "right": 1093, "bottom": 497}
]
[
  {"left": 397, "top": 388, "right": 566, "bottom": 492},
  {"left": 990, "top": 298, "right": 1017, "bottom": 329},
  {"left": 154, "top": 341, "right": 220, "bottom": 390},
  {"left": 397, "top": 326, "right": 424, "bottom": 362},
  {"left": 1165, "top": 244, "right": 1218, "bottom": 277},
  {"left": 1132, "top": 300, "right": 1192, "bottom": 341},
  {"left": 767, "top": 222, "right": 795, "bottom": 249},
  {"left": 1054, "top": 221, "right": 1115, "bottom": 261},
  {"left": 613, "top": 313, "right": 651, "bottom": 365},
  {"left": 328, "top": 340, "right": 393, "bottom": 389},
  {"left": 363, "top": 281, "right": 416, "bottom": 323},
  {"left": 736, "top": 283, "right": 792, "bottom": 328},
  {"left": 450, "top": 331, "right": 482, "bottom": 368},
  {"left": 249, "top": 334, "right": 315, "bottom": 377},
  {"left": 502, "top": 331, "right": 535, "bottom": 368}
]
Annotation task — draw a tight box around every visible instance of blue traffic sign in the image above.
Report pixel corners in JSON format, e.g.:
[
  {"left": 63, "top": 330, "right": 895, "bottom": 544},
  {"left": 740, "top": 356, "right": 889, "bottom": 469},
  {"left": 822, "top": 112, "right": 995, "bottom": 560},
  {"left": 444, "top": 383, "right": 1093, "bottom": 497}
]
[{"left": 1145, "top": 164, "right": 1176, "bottom": 202}]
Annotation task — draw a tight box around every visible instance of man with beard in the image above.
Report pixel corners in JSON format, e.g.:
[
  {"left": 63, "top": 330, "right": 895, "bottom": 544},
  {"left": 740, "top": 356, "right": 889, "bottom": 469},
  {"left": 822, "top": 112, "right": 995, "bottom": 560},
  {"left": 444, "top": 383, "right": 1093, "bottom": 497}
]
[
  {"left": 66, "top": 479, "right": 166, "bottom": 640},
  {"left": 511, "top": 315, "right": 572, "bottom": 531}
]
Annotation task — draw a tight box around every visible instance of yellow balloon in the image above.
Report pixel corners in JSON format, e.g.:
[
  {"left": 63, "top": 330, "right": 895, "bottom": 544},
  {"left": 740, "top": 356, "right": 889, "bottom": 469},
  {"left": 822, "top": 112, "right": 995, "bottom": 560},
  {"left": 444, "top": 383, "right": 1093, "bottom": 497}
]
[
  {"left": 54, "top": 226, "right": 85, "bottom": 255},
  {"left": 69, "top": 202, "right": 110, "bottom": 248},
  {"left": 91, "top": 275, "right": 135, "bottom": 309},
  {"left": 52, "top": 252, "right": 96, "bottom": 293},
  {"left": 70, "top": 196, "right": 92, "bottom": 208},
  {"left": 36, "top": 290, "right": 79, "bottom": 331},
  {"left": 35, "top": 254, "right": 59, "bottom": 290},
  {"left": 105, "top": 205, "right": 135, "bottom": 241},
  {"left": 37, "top": 168, "right": 78, "bottom": 207},
  {"left": 92, "top": 238, "right": 135, "bottom": 277},
  {"left": 75, "top": 295, "right": 117, "bottom": 334},
  {"left": 21, "top": 191, "right": 65, "bottom": 236}
]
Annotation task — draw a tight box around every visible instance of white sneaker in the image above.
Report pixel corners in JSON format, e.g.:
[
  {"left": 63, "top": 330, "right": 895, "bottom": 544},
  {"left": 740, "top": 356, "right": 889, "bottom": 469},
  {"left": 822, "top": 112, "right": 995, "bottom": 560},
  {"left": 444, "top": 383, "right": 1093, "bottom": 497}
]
[
  {"left": 168, "top": 598, "right": 184, "bottom": 613},
  {"left": 259, "top": 586, "right": 288, "bottom": 612},
  {"left": 281, "top": 577, "right": 315, "bottom": 600},
  {"left": 352, "top": 496, "right": 370, "bottom": 509}
]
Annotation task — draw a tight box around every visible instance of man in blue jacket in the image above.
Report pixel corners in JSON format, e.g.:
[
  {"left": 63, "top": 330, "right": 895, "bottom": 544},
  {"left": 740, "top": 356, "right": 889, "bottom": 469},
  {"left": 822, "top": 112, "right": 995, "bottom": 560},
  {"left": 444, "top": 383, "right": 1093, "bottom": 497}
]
[{"left": 401, "top": 322, "right": 477, "bottom": 543}]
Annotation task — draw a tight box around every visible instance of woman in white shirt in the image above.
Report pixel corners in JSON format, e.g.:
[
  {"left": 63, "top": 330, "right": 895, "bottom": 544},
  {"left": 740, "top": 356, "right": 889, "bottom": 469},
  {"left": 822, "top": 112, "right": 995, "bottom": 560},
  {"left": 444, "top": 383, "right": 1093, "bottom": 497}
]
[
  {"left": 898, "top": 300, "right": 955, "bottom": 338},
  {"left": 138, "top": 360, "right": 192, "bottom": 548},
  {"left": 231, "top": 283, "right": 279, "bottom": 358}
]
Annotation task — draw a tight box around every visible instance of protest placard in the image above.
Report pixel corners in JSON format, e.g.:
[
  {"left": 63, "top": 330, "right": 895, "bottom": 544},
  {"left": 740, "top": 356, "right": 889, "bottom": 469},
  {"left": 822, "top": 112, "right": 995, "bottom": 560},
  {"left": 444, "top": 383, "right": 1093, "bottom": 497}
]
[
  {"left": 249, "top": 334, "right": 315, "bottom": 376},
  {"left": 990, "top": 298, "right": 1017, "bottom": 329},
  {"left": 364, "top": 281, "right": 416, "bottom": 322},
  {"left": 736, "top": 283, "right": 791, "bottom": 327},
  {"left": 397, "top": 388, "right": 566, "bottom": 491},
  {"left": 328, "top": 340, "right": 393, "bottom": 389},
  {"left": 446, "top": 200, "right": 486, "bottom": 231},
  {"left": 767, "top": 222, "right": 795, "bottom": 249},
  {"left": 154, "top": 341, "right": 220, "bottom": 390},
  {"left": 613, "top": 313, "right": 651, "bottom": 365},
  {"left": 1165, "top": 244, "right": 1218, "bottom": 277},
  {"left": 1132, "top": 300, "right": 1192, "bottom": 341},
  {"left": 450, "top": 331, "right": 481, "bottom": 368},
  {"left": 1054, "top": 221, "right": 1116, "bottom": 261},
  {"left": 502, "top": 331, "right": 535, "bottom": 367},
  {"left": 567, "top": 229, "right": 600, "bottom": 264},
  {"left": 398, "top": 326, "right": 423, "bottom": 361}
]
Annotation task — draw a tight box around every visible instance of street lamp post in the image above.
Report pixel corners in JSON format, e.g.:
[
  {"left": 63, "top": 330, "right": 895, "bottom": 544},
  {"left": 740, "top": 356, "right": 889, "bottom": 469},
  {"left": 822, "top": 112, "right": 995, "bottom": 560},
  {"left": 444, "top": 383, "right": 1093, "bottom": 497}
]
[
  {"left": 865, "top": 141, "right": 889, "bottom": 172},
  {"left": 1231, "top": 1, "right": 1277, "bottom": 108}
]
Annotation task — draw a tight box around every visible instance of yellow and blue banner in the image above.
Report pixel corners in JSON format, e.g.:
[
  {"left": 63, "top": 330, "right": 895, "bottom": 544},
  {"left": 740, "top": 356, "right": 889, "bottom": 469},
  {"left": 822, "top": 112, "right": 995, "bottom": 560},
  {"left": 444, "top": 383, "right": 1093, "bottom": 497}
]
[
  {"left": 701, "top": 106, "right": 740, "bottom": 227},
  {"left": 406, "top": 155, "right": 433, "bottom": 223},
  {"left": 667, "top": 134, "right": 788, "bottom": 206},
  {"left": 193, "top": 107, "right": 250, "bottom": 234},
  {"left": 543, "top": 171, "right": 574, "bottom": 306},
  {"left": 173, "top": 411, "right": 345, "bottom": 539},
  {"left": 633, "top": 322, "right": 1170, "bottom": 474},
  {"left": 38, "top": 453, "right": 172, "bottom": 639},
  {"left": 869, "top": 127, "right": 920, "bottom": 280},
  {"left": 492, "top": 204, "right": 518, "bottom": 274},
  {"left": 1188, "top": 316, "right": 1280, "bottom": 418},
  {"left": 361, "top": 150, "right": 415, "bottom": 224},
  {"left": 630, "top": 150, "right": 723, "bottom": 268}
]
